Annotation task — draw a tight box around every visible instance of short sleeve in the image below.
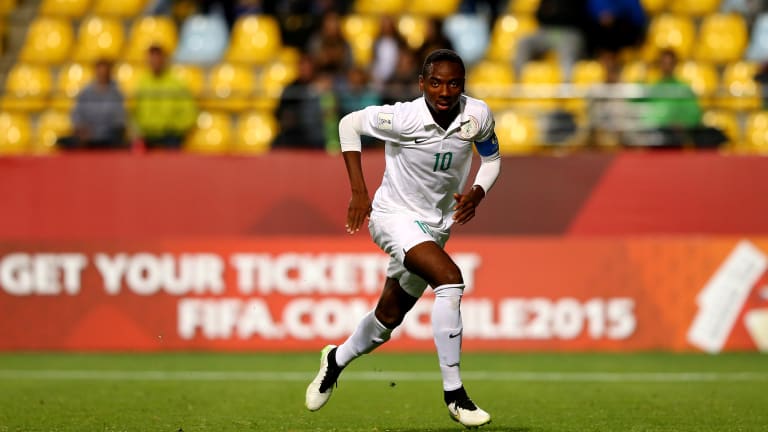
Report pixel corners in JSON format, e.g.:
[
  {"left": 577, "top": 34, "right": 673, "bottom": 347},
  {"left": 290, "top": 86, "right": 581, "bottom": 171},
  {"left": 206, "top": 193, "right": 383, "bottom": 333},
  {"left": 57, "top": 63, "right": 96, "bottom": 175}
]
[
  {"left": 358, "top": 104, "right": 401, "bottom": 142},
  {"left": 474, "top": 102, "right": 498, "bottom": 157}
]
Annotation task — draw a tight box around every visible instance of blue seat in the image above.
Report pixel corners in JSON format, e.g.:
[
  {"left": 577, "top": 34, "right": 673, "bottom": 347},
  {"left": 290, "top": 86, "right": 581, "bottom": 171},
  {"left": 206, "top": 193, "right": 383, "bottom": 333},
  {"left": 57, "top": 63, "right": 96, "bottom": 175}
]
[
  {"left": 443, "top": 14, "right": 490, "bottom": 65},
  {"left": 174, "top": 13, "right": 229, "bottom": 65},
  {"left": 747, "top": 13, "right": 768, "bottom": 62}
]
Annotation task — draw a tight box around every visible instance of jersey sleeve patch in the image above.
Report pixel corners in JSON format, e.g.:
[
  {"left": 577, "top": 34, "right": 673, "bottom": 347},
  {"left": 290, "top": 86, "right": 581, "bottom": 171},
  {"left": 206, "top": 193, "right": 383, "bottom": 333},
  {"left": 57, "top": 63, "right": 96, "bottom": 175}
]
[
  {"left": 475, "top": 132, "right": 499, "bottom": 157},
  {"left": 376, "top": 112, "right": 394, "bottom": 130}
]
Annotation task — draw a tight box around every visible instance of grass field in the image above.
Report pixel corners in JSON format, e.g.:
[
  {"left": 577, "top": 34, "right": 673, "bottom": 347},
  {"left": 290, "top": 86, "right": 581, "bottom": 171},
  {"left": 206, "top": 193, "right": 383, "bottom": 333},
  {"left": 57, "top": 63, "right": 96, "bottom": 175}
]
[{"left": 0, "top": 352, "right": 766, "bottom": 432}]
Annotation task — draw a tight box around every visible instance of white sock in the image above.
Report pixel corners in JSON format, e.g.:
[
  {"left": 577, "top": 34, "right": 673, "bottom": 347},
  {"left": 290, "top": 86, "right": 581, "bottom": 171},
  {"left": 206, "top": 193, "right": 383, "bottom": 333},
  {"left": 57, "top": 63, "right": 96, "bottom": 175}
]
[
  {"left": 432, "top": 283, "right": 464, "bottom": 391},
  {"left": 335, "top": 310, "right": 392, "bottom": 367}
]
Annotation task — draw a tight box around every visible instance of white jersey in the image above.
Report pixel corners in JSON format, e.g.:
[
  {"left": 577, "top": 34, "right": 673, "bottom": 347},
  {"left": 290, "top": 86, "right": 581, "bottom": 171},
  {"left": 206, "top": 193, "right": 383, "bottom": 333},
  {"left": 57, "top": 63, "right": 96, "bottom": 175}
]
[{"left": 358, "top": 94, "right": 496, "bottom": 229}]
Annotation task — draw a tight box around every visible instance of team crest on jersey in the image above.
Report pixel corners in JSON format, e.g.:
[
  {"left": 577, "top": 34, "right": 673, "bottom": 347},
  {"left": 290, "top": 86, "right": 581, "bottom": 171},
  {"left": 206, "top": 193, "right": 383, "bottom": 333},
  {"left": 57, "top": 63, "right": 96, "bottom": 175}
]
[
  {"left": 377, "top": 113, "right": 394, "bottom": 130},
  {"left": 459, "top": 116, "right": 479, "bottom": 139}
]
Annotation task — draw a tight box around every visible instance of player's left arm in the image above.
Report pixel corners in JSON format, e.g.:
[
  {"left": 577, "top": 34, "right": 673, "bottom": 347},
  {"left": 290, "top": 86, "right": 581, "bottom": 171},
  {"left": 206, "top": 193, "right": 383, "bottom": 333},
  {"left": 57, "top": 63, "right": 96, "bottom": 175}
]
[{"left": 453, "top": 109, "right": 501, "bottom": 225}]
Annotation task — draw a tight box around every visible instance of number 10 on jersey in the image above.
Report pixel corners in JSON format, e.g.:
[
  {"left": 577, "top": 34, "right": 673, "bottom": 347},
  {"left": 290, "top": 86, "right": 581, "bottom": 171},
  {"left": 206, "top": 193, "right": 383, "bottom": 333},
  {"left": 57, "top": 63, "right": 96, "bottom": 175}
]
[{"left": 433, "top": 152, "right": 453, "bottom": 171}]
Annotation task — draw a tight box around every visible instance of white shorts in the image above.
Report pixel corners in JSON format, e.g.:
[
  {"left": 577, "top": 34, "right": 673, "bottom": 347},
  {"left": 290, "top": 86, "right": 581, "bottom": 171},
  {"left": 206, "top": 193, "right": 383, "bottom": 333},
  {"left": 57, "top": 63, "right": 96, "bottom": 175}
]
[{"left": 368, "top": 212, "right": 450, "bottom": 298}]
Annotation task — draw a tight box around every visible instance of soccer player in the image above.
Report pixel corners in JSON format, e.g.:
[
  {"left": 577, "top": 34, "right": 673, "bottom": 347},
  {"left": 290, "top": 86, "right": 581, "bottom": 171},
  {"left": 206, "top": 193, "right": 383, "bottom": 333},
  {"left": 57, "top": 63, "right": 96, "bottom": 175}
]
[{"left": 305, "top": 49, "right": 501, "bottom": 428}]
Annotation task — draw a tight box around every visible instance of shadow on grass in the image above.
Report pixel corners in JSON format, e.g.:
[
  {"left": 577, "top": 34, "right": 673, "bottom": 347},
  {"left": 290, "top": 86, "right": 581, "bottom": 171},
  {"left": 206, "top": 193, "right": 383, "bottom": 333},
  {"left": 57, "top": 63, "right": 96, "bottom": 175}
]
[{"left": 388, "top": 427, "right": 531, "bottom": 432}]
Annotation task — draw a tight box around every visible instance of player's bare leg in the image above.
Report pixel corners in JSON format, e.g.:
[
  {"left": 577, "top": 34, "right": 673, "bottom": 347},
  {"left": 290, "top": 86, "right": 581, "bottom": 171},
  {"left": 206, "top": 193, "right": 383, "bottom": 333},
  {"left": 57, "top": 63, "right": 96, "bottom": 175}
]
[
  {"left": 306, "top": 278, "right": 416, "bottom": 411},
  {"left": 405, "top": 241, "right": 492, "bottom": 428}
]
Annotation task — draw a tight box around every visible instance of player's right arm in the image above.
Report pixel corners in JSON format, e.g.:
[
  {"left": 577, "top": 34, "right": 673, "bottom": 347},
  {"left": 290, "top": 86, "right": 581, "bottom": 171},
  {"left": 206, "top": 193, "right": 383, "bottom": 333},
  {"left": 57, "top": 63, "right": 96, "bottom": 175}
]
[{"left": 339, "top": 111, "right": 371, "bottom": 234}]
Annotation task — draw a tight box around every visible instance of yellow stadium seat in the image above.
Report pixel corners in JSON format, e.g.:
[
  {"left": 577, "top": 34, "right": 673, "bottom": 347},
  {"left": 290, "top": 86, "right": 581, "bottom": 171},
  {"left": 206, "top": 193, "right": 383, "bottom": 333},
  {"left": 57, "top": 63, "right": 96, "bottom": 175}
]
[
  {"left": 35, "top": 110, "right": 72, "bottom": 153},
  {"left": 397, "top": 15, "right": 429, "bottom": 51},
  {"left": 745, "top": 111, "right": 768, "bottom": 153},
  {"left": 185, "top": 111, "right": 232, "bottom": 154},
  {"left": 73, "top": 16, "right": 125, "bottom": 62},
  {"left": 1, "top": 64, "right": 53, "bottom": 111},
  {"left": 0, "top": 112, "right": 31, "bottom": 154},
  {"left": 640, "top": 0, "right": 666, "bottom": 14},
  {"left": 203, "top": 63, "right": 255, "bottom": 112},
  {"left": 466, "top": 60, "right": 515, "bottom": 111},
  {"left": 39, "top": 0, "right": 89, "bottom": 17},
  {"left": 0, "top": 0, "right": 16, "bottom": 15},
  {"left": 234, "top": 110, "right": 278, "bottom": 154},
  {"left": 508, "top": 0, "right": 540, "bottom": 14},
  {"left": 225, "top": 15, "right": 281, "bottom": 65},
  {"left": 170, "top": 64, "right": 205, "bottom": 97},
  {"left": 114, "top": 62, "right": 146, "bottom": 110},
  {"left": 257, "top": 57, "right": 299, "bottom": 110},
  {"left": 720, "top": 61, "right": 761, "bottom": 111},
  {"left": 124, "top": 16, "right": 177, "bottom": 62},
  {"left": 19, "top": 17, "right": 74, "bottom": 64},
  {"left": 702, "top": 110, "right": 740, "bottom": 149},
  {"left": 406, "top": 0, "right": 459, "bottom": 17},
  {"left": 355, "top": 0, "right": 405, "bottom": 15},
  {"left": 495, "top": 110, "right": 539, "bottom": 154},
  {"left": 517, "top": 60, "right": 562, "bottom": 111},
  {"left": 52, "top": 62, "right": 94, "bottom": 110},
  {"left": 675, "top": 61, "right": 719, "bottom": 107},
  {"left": 620, "top": 60, "right": 660, "bottom": 83},
  {"left": 342, "top": 14, "right": 380, "bottom": 67},
  {"left": 695, "top": 13, "right": 748, "bottom": 64},
  {"left": 566, "top": 60, "right": 606, "bottom": 111},
  {"left": 92, "top": 0, "right": 148, "bottom": 17},
  {"left": 669, "top": 0, "right": 721, "bottom": 16},
  {"left": 486, "top": 14, "right": 538, "bottom": 63},
  {"left": 641, "top": 14, "right": 695, "bottom": 61}
]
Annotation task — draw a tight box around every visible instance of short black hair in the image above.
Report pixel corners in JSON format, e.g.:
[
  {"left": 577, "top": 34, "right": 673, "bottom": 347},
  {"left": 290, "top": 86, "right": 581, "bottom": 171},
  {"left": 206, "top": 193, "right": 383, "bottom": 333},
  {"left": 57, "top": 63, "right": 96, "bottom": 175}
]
[{"left": 421, "top": 49, "right": 465, "bottom": 78}]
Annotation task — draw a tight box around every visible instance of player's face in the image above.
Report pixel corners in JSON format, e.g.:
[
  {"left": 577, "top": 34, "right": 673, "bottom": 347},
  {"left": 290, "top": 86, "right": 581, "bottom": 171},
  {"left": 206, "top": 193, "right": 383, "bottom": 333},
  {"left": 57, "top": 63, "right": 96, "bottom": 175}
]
[{"left": 419, "top": 61, "right": 465, "bottom": 113}]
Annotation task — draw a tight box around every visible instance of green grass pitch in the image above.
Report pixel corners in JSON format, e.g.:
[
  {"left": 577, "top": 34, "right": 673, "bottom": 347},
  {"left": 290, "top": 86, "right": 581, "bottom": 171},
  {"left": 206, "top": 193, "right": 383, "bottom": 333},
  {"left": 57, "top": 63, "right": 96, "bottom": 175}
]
[{"left": 0, "top": 352, "right": 766, "bottom": 431}]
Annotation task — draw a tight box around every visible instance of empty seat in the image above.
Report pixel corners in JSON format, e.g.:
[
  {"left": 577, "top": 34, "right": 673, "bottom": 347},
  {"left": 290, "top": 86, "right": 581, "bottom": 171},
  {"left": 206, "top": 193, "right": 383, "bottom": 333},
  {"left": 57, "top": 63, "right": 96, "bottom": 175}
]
[
  {"left": 73, "top": 16, "right": 125, "bottom": 62},
  {"left": 0, "top": 0, "right": 16, "bottom": 15},
  {"left": 39, "top": 0, "right": 89, "bottom": 17},
  {"left": 342, "top": 14, "right": 380, "bottom": 67},
  {"left": 695, "top": 13, "right": 748, "bottom": 64},
  {"left": 486, "top": 14, "right": 538, "bottom": 63},
  {"left": 170, "top": 64, "right": 205, "bottom": 97},
  {"left": 566, "top": 60, "right": 606, "bottom": 111},
  {"left": 234, "top": 110, "right": 278, "bottom": 154},
  {"left": 406, "top": 0, "right": 459, "bottom": 17},
  {"left": 1, "top": 64, "right": 53, "bottom": 111},
  {"left": 720, "top": 61, "right": 762, "bottom": 111},
  {"left": 517, "top": 60, "right": 562, "bottom": 111},
  {"left": 745, "top": 111, "right": 768, "bottom": 153},
  {"left": 225, "top": 15, "right": 281, "bottom": 65},
  {"left": 495, "top": 110, "right": 539, "bottom": 154},
  {"left": 620, "top": 60, "right": 660, "bottom": 83},
  {"left": 508, "top": 0, "right": 540, "bottom": 14},
  {"left": 702, "top": 110, "right": 740, "bottom": 148},
  {"left": 36, "top": 110, "right": 72, "bottom": 153},
  {"left": 0, "top": 112, "right": 31, "bottom": 154},
  {"left": 669, "top": 0, "right": 721, "bottom": 16},
  {"left": 92, "top": 0, "right": 148, "bottom": 17},
  {"left": 675, "top": 61, "right": 719, "bottom": 107},
  {"left": 114, "top": 62, "right": 146, "bottom": 110},
  {"left": 355, "top": 0, "right": 405, "bottom": 15},
  {"left": 52, "top": 62, "right": 94, "bottom": 110},
  {"left": 444, "top": 14, "right": 490, "bottom": 65},
  {"left": 203, "top": 63, "right": 256, "bottom": 112},
  {"left": 641, "top": 14, "right": 695, "bottom": 61},
  {"left": 466, "top": 60, "right": 515, "bottom": 111},
  {"left": 124, "top": 16, "right": 177, "bottom": 62},
  {"left": 397, "top": 15, "right": 428, "bottom": 51},
  {"left": 640, "top": 0, "right": 667, "bottom": 14},
  {"left": 174, "top": 13, "right": 229, "bottom": 65},
  {"left": 184, "top": 111, "right": 232, "bottom": 154},
  {"left": 19, "top": 17, "right": 74, "bottom": 64}
]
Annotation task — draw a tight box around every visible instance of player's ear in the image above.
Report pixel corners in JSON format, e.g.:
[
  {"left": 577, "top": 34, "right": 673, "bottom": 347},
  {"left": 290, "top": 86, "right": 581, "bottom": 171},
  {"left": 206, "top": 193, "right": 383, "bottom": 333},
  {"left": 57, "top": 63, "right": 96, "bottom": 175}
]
[{"left": 418, "top": 74, "right": 424, "bottom": 92}]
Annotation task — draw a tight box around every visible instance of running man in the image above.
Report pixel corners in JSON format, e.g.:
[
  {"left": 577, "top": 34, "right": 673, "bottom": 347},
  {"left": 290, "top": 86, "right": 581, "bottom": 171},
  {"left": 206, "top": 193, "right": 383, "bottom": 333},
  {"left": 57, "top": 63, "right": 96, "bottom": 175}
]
[{"left": 305, "top": 49, "right": 501, "bottom": 428}]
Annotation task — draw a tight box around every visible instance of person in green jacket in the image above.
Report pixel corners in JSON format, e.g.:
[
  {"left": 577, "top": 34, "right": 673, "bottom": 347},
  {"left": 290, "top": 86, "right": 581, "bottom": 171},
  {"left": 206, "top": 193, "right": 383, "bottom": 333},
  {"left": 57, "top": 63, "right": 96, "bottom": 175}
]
[{"left": 133, "top": 44, "right": 197, "bottom": 149}]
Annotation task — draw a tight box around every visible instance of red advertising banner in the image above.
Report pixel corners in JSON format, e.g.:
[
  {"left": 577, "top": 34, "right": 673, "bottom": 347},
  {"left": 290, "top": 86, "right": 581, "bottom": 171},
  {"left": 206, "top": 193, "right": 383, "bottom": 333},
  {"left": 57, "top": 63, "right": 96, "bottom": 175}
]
[{"left": 1, "top": 237, "right": 766, "bottom": 352}]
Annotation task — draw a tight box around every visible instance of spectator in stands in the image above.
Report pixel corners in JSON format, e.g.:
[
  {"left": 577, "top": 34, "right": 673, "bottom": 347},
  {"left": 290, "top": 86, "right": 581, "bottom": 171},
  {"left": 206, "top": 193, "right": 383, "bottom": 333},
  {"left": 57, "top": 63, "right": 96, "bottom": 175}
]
[
  {"left": 631, "top": 49, "right": 705, "bottom": 148},
  {"left": 585, "top": 0, "right": 647, "bottom": 68},
  {"left": 306, "top": 10, "right": 353, "bottom": 83},
  {"left": 514, "top": 0, "right": 588, "bottom": 81},
  {"left": 370, "top": 15, "right": 407, "bottom": 90},
  {"left": 58, "top": 59, "right": 127, "bottom": 150},
  {"left": 338, "top": 66, "right": 380, "bottom": 117},
  {"left": 274, "top": 55, "right": 337, "bottom": 150},
  {"left": 587, "top": 61, "right": 643, "bottom": 147},
  {"left": 382, "top": 48, "right": 422, "bottom": 104},
  {"left": 133, "top": 44, "right": 198, "bottom": 150},
  {"left": 415, "top": 18, "right": 455, "bottom": 63}
]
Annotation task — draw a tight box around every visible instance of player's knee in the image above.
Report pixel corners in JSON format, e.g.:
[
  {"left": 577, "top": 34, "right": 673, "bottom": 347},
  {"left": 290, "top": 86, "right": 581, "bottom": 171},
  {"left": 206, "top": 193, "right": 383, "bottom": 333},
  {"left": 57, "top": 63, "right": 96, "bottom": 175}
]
[
  {"left": 436, "top": 265, "right": 463, "bottom": 287},
  {"left": 374, "top": 306, "right": 405, "bottom": 329}
]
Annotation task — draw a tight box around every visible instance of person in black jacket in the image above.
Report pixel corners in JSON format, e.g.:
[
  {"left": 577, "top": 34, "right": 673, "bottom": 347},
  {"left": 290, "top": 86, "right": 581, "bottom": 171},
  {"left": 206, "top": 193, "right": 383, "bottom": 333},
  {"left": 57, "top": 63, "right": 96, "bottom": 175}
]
[{"left": 513, "top": 0, "right": 588, "bottom": 81}]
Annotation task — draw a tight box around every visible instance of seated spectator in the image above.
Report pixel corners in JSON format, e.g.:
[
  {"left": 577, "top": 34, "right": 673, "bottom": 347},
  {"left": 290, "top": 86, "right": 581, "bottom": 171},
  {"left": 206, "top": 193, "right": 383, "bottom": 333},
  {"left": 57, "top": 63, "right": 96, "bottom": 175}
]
[
  {"left": 338, "top": 66, "right": 380, "bottom": 117},
  {"left": 415, "top": 18, "right": 454, "bottom": 63},
  {"left": 514, "top": 0, "right": 588, "bottom": 81},
  {"left": 306, "top": 10, "right": 352, "bottom": 83},
  {"left": 133, "top": 44, "right": 198, "bottom": 150},
  {"left": 58, "top": 59, "right": 127, "bottom": 150},
  {"left": 585, "top": 0, "right": 647, "bottom": 68},
  {"left": 382, "top": 48, "right": 422, "bottom": 104},
  {"left": 631, "top": 50, "right": 725, "bottom": 148},
  {"left": 370, "top": 15, "right": 407, "bottom": 90}
]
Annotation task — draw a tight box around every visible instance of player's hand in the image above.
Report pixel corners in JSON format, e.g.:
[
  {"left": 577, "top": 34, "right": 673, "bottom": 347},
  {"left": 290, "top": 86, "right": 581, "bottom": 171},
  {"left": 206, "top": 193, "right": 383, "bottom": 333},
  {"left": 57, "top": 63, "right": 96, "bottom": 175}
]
[
  {"left": 346, "top": 191, "right": 371, "bottom": 234},
  {"left": 453, "top": 186, "right": 485, "bottom": 225}
]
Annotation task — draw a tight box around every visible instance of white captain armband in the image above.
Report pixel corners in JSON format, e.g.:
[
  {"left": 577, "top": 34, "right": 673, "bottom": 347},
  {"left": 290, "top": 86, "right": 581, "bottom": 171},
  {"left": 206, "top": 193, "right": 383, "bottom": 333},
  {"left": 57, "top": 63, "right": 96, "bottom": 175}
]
[{"left": 339, "top": 111, "right": 364, "bottom": 152}]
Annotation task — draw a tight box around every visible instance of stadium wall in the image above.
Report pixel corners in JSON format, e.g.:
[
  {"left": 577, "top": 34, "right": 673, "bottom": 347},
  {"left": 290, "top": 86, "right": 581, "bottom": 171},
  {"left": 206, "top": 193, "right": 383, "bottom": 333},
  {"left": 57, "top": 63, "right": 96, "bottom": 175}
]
[{"left": 1, "top": 152, "right": 768, "bottom": 352}]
